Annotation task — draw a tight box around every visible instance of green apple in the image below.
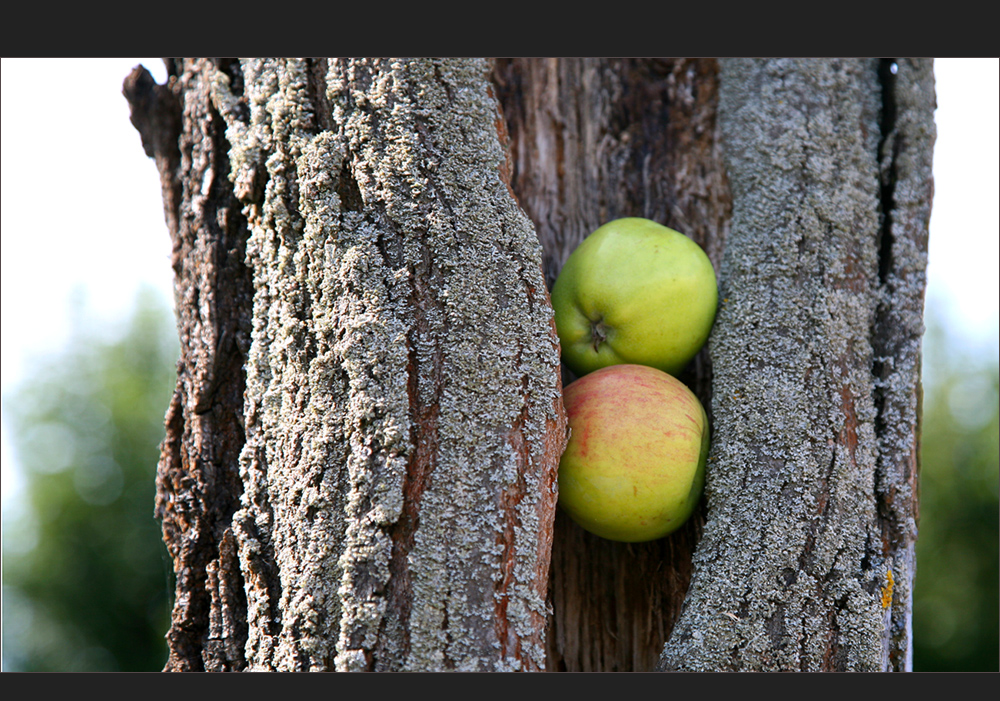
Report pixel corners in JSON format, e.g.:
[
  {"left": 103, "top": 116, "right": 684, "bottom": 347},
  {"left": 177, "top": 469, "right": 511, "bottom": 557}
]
[
  {"left": 558, "top": 364, "right": 708, "bottom": 542},
  {"left": 551, "top": 217, "right": 717, "bottom": 377}
]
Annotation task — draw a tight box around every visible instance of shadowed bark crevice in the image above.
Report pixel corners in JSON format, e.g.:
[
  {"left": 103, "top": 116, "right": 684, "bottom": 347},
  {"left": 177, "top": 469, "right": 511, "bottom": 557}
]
[
  {"left": 869, "top": 57, "right": 934, "bottom": 671},
  {"left": 493, "top": 58, "right": 728, "bottom": 672}
]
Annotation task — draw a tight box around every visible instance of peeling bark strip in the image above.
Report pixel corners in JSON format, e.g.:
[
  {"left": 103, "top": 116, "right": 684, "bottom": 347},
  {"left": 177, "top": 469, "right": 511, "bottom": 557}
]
[
  {"left": 659, "top": 59, "right": 933, "bottom": 671},
  {"left": 125, "top": 59, "right": 254, "bottom": 672},
  {"left": 208, "top": 58, "right": 566, "bottom": 671},
  {"left": 493, "top": 58, "right": 731, "bottom": 672}
]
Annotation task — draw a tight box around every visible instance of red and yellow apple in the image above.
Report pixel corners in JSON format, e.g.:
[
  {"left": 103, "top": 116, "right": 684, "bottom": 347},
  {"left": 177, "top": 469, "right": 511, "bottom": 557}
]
[
  {"left": 551, "top": 217, "right": 717, "bottom": 378},
  {"left": 558, "top": 364, "right": 708, "bottom": 542}
]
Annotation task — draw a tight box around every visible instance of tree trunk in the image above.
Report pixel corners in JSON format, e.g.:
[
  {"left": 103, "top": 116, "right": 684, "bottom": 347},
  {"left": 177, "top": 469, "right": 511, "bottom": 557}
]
[
  {"left": 127, "top": 57, "right": 566, "bottom": 672},
  {"left": 658, "top": 58, "right": 933, "bottom": 671},
  {"left": 125, "top": 57, "right": 932, "bottom": 672}
]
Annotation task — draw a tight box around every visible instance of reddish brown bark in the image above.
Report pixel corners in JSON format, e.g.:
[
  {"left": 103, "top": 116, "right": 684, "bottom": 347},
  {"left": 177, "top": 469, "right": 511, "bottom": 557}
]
[{"left": 125, "top": 59, "right": 253, "bottom": 671}]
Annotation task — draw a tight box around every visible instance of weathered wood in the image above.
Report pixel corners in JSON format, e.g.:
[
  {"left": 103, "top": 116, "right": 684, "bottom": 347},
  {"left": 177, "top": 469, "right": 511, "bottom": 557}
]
[
  {"left": 125, "top": 59, "right": 253, "bottom": 672},
  {"left": 659, "top": 58, "right": 932, "bottom": 672},
  {"left": 493, "top": 57, "right": 731, "bottom": 672}
]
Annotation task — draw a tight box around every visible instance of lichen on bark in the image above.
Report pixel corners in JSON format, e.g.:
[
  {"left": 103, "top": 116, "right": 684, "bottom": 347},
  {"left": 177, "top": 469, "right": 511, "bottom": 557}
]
[
  {"left": 211, "top": 58, "right": 565, "bottom": 671},
  {"left": 660, "top": 58, "right": 933, "bottom": 671}
]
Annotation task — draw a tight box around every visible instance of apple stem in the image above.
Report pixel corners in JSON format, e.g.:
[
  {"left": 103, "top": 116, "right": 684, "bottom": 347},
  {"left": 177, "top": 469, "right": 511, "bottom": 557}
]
[{"left": 590, "top": 317, "right": 608, "bottom": 352}]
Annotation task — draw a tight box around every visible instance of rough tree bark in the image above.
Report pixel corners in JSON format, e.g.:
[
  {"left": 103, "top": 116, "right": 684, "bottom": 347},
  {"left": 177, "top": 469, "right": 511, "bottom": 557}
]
[
  {"left": 125, "top": 59, "right": 253, "bottom": 670},
  {"left": 128, "top": 57, "right": 566, "bottom": 672},
  {"left": 125, "top": 57, "right": 932, "bottom": 672},
  {"left": 658, "top": 58, "right": 933, "bottom": 671}
]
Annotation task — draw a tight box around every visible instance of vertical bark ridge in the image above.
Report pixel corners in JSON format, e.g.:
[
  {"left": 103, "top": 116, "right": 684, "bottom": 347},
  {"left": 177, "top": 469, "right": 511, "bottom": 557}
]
[
  {"left": 124, "top": 58, "right": 253, "bottom": 672},
  {"left": 214, "top": 58, "right": 566, "bottom": 671},
  {"left": 660, "top": 58, "right": 931, "bottom": 671}
]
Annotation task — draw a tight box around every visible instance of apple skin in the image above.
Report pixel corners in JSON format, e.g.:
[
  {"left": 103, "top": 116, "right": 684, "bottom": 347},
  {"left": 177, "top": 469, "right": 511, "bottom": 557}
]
[
  {"left": 558, "top": 364, "right": 708, "bottom": 542},
  {"left": 551, "top": 217, "right": 717, "bottom": 378}
]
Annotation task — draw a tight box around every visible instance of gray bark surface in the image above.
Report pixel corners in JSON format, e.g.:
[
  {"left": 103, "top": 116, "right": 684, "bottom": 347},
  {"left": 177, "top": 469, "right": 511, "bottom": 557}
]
[
  {"left": 211, "top": 58, "right": 566, "bottom": 671},
  {"left": 659, "top": 58, "right": 933, "bottom": 671}
]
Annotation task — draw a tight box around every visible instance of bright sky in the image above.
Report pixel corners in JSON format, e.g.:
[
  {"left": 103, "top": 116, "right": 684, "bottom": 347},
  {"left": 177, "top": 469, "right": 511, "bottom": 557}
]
[{"left": 2, "top": 58, "right": 999, "bottom": 509}]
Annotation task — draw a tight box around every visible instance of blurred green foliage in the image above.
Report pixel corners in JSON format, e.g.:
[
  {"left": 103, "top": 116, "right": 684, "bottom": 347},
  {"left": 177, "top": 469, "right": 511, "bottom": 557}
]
[
  {"left": 913, "top": 313, "right": 999, "bottom": 671},
  {"left": 2, "top": 289, "right": 177, "bottom": 672}
]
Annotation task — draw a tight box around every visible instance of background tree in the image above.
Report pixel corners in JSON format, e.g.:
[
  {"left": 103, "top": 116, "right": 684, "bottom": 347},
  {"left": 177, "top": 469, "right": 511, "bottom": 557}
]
[
  {"left": 2, "top": 290, "right": 175, "bottom": 672},
  {"left": 123, "top": 57, "right": 934, "bottom": 671},
  {"left": 912, "top": 309, "right": 999, "bottom": 671}
]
